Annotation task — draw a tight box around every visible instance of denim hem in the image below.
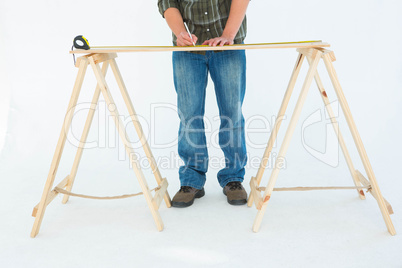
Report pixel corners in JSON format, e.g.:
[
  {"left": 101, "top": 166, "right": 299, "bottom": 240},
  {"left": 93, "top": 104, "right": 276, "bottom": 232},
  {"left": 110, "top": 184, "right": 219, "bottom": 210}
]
[
  {"left": 219, "top": 177, "right": 244, "bottom": 188},
  {"left": 180, "top": 181, "right": 204, "bottom": 190}
]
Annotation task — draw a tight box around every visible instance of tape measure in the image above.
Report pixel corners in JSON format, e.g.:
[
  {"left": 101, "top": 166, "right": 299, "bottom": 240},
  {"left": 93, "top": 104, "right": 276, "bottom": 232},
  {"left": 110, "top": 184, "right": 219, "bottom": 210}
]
[
  {"left": 71, "top": 35, "right": 91, "bottom": 65},
  {"left": 73, "top": 35, "right": 90, "bottom": 50}
]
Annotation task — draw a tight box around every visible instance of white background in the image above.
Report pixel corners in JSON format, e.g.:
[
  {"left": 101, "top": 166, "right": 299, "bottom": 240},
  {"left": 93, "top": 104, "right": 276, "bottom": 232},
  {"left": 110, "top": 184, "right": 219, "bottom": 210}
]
[{"left": 1, "top": 0, "right": 402, "bottom": 267}]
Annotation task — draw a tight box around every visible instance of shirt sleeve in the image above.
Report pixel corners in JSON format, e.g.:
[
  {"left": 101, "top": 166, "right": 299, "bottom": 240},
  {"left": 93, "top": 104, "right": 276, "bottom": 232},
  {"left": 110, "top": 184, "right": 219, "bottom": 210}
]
[{"left": 158, "top": 0, "right": 180, "bottom": 18}]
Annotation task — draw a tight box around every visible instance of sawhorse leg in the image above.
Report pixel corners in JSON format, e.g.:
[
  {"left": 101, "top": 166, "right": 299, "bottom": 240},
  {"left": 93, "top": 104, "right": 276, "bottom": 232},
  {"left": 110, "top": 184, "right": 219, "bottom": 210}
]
[
  {"left": 322, "top": 53, "right": 395, "bottom": 235},
  {"left": 251, "top": 49, "right": 323, "bottom": 232},
  {"left": 247, "top": 52, "right": 306, "bottom": 207},
  {"left": 31, "top": 58, "right": 88, "bottom": 238}
]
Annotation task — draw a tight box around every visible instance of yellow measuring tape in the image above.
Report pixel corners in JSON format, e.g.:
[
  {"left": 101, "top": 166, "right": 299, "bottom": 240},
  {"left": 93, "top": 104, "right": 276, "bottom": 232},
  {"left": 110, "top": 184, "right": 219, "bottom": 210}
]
[
  {"left": 90, "top": 40, "right": 323, "bottom": 49},
  {"left": 72, "top": 35, "right": 322, "bottom": 50}
]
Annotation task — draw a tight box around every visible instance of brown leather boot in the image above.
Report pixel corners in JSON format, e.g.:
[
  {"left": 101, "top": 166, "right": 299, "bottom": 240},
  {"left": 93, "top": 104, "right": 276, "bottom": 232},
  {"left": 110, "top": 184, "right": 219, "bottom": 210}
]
[
  {"left": 171, "top": 186, "right": 205, "bottom": 208},
  {"left": 223, "top": 181, "right": 247, "bottom": 205}
]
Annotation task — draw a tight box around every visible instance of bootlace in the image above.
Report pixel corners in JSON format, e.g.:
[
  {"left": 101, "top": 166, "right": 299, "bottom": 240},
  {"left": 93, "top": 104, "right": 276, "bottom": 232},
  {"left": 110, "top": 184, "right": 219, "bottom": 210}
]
[
  {"left": 227, "top": 181, "right": 243, "bottom": 191},
  {"left": 179, "top": 186, "right": 192, "bottom": 193}
]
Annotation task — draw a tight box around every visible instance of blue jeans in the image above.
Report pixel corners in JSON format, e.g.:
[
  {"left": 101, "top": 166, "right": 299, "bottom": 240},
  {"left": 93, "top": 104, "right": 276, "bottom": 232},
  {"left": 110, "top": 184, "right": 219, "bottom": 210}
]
[{"left": 172, "top": 50, "right": 247, "bottom": 189}]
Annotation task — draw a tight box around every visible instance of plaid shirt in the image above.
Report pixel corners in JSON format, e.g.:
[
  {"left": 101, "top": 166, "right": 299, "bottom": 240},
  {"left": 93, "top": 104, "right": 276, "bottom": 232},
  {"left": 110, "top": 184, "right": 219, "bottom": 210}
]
[{"left": 158, "top": 0, "right": 247, "bottom": 46}]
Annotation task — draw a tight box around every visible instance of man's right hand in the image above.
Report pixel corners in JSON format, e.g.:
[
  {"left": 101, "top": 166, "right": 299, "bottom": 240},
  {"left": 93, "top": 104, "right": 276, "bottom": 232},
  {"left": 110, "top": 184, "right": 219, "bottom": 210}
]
[
  {"left": 176, "top": 32, "right": 198, "bottom": 47},
  {"left": 163, "top": 8, "right": 198, "bottom": 47}
]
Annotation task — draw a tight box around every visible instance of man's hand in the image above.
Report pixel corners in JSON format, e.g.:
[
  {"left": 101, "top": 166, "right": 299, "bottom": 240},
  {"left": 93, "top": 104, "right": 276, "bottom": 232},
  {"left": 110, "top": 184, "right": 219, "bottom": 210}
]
[
  {"left": 164, "top": 8, "right": 198, "bottom": 47},
  {"left": 176, "top": 32, "right": 198, "bottom": 47},
  {"left": 202, "top": 35, "right": 234, "bottom": 47}
]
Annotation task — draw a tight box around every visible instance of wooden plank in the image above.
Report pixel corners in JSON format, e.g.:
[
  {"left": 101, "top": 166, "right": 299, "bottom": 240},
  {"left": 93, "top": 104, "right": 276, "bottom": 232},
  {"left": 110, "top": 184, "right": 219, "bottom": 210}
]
[
  {"left": 321, "top": 49, "right": 336, "bottom": 62},
  {"left": 249, "top": 177, "right": 263, "bottom": 210},
  {"left": 75, "top": 54, "right": 95, "bottom": 67},
  {"left": 75, "top": 53, "right": 117, "bottom": 67},
  {"left": 252, "top": 49, "right": 323, "bottom": 233},
  {"left": 356, "top": 170, "right": 393, "bottom": 215},
  {"left": 297, "top": 47, "right": 336, "bottom": 62},
  {"left": 296, "top": 48, "right": 320, "bottom": 59},
  {"left": 152, "top": 178, "right": 169, "bottom": 210},
  {"left": 32, "top": 175, "right": 70, "bottom": 217},
  {"left": 323, "top": 54, "right": 396, "bottom": 235},
  {"left": 247, "top": 52, "right": 306, "bottom": 207},
  {"left": 70, "top": 41, "right": 330, "bottom": 54},
  {"left": 31, "top": 58, "right": 88, "bottom": 238}
]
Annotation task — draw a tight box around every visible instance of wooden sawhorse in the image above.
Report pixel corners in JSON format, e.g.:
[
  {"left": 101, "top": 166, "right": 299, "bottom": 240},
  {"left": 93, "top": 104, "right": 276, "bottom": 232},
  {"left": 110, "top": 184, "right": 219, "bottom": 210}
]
[
  {"left": 31, "top": 53, "right": 171, "bottom": 238},
  {"left": 248, "top": 47, "right": 396, "bottom": 235}
]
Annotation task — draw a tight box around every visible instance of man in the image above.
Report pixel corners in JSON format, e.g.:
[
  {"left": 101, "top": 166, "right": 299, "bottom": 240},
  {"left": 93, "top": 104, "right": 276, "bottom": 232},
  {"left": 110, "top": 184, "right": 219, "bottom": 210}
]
[{"left": 157, "top": 0, "right": 250, "bottom": 207}]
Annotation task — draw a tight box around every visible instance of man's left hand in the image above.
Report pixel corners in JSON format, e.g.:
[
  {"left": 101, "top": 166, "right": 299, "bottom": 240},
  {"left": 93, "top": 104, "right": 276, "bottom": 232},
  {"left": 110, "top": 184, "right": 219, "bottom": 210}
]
[{"left": 202, "top": 35, "right": 234, "bottom": 47}]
